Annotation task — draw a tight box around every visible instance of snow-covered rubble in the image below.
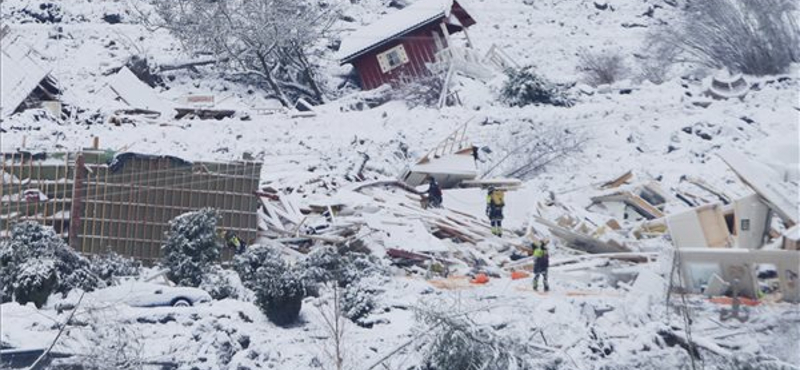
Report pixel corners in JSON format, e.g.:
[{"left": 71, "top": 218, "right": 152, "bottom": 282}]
[{"left": 1, "top": 0, "right": 799, "bottom": 369}]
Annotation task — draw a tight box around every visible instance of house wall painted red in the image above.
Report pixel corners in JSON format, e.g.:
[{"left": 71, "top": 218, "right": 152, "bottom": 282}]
[
  {"left": 345, "top": 1, "right": 477, "bottom": 90},
  {"left": 353, "top": 24, "right": 443, "bottom": 90}
]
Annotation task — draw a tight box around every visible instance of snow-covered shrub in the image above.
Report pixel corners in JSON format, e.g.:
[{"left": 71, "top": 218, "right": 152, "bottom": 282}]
[
  {"left": 577, "top": 49, "right": 628, "bottom": 86},
  {"left": 301, "top": 246, "right": 384, "bottom": 287},
  {"left": 90, "top": 251, "right": 142, "bottom": 286},
  {"left": 501, "top": 66, "right": 574, "bottom": 107},
  {"left": 638, "top": 58, "right": 671, "bottom": 85},
  {"left": 341, "top": 277, "right": 379, "bottom": 325},
  {"left": 416, "top": 305, "right": 535, "bottom": 370},
  {"left": 200, "top": 265, "right": 244, "bottom": 300},
  {"left": 0, "top": 221, "right": 98, "bottom": 308},
  {"left": 651, "top": 0, "right": 799, "bottom": 75},
  {"left": 161, "top": 208, "right": 222, "bottom": 287},
  {"left": 301, "top": 245, "right": 347, "bottom": 286},
  {"left": 234, "top": 245, "right": 305, "bottom": 326},
  {"left": 14, "top": 259, "right": 58, "bottom": 308},
  {"left": 233, "top": 243, "right": 282, "bottom": 290},
  {"left": 301, "top": 246, "right": 385, "bottom": 325}
]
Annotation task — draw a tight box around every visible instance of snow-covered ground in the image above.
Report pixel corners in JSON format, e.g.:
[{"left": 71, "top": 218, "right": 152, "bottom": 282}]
[{"left": 1, "top": 0, "right": 799, "bottom": 369}]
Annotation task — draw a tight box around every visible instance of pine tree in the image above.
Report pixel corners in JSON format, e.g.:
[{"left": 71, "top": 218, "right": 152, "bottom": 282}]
[{"left": 161, "top": 208, "right": 222, "bottom": 287}]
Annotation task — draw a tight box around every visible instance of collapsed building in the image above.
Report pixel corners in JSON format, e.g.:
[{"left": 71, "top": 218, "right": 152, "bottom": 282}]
[
  {"left": 667, "top": 151, "right": 799, "bottom": 302},
  {"left": 0, "top": 26, "right": 62, "bottom": 120}
]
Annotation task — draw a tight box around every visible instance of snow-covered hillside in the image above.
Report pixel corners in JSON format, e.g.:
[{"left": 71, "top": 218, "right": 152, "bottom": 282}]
[{"left": 1, "top": 0, "right": 798, "bottom": 369}]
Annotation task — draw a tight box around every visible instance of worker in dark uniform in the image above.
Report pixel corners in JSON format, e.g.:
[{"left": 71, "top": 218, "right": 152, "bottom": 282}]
[
  {"left": 486, "top": 186, "right": 505, "bottom": 237},
  {"left": 532, "top": 240, "right": 550, "bottom": 292},
  {"left": 427, "top": 177, "right": 443, "bottom": 208}
]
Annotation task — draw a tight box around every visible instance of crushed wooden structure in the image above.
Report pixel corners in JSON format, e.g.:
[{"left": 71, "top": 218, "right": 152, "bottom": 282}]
[
  {"left": 1, "top": 30, "right": 61, "bottom": 119},
  {"left": 678, "top": 248, "right": 800, "bottom": 302},
  {"left": 664, "top": 152, "right": 800, "bottom": 303},
  {"left": 1, "top": 151, "right": 261, "bottom": 262}
]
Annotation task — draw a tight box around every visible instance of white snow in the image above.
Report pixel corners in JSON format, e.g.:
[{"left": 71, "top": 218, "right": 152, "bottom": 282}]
[{"left": 1, "top": 0, "right": 798, "bottom": 368}]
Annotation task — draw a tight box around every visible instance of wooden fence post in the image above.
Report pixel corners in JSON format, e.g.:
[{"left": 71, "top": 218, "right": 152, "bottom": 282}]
[{"left": 69, "top": 153, "right": 86, "bottom": 251}]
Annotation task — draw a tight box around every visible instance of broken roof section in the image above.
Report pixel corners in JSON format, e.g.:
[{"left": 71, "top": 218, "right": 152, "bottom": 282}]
[
  {"left": 105, "top": 67, "right": 176, "bottom": 118},
  {"left": 0, "top": 30, "right": 58, "bottom": 119},
  {"left": 400, "top": 122, "right": 478, "bottom": 188},
  {"left": 719, "top": 150, "right": 798, "bottom": 225},
  {"left": 338, "top": 0, "right": 476, "bottom": 63}
]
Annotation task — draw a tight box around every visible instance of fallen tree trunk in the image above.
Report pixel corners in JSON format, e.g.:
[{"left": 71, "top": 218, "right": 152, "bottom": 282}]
[{"left": 158, "top": 57, "right": 227, "bottom": 72}]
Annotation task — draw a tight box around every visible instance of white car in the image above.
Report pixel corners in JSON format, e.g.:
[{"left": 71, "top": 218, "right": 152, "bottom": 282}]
[{"left": 91, "top": 281, "right": 212, "bottom": 308}]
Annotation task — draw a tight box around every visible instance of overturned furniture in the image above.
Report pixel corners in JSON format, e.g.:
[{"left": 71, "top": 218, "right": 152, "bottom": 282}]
[{"left": 0, "top": 151, "right": 262, "bottom": 262}]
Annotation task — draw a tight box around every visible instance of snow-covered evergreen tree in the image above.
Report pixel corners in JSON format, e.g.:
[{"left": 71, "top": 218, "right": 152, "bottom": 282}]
[
  {"left": 161, "top": 208, "right": 222, "bottom": 287},
  {"left": 301, "top": 246, "right": 384, "bottom": 287},
  {"left": 0, "top": 221, "right": 99, "bottom": 307},
  {"left": 90, "top": 250, "right": 142, "bottom": 286},
  {"left": 234, "top": 244, "right": 305, "bottom": 326},
  {"left": 200, "top": 265, "right": 244, "bottom": 300},
  {"left": 300, "top": 246, "right": 385, "bottom": 324},
  {"left": 501, "top": 66, "right": 574, "bottom": 107}
]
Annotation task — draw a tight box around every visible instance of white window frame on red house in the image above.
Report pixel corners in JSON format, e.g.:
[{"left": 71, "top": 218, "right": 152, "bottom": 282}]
[{"left": 377, "top": 44, "right": 409, "bottom": 73}]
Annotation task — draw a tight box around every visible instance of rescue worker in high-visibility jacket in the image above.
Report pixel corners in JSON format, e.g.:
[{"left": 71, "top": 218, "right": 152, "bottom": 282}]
[
  {"left": 225, "top": 230, "right": 245, "bottom": 254},
  {"left": 485, "top": 186, "right": 505, "bottom": 237},
  {"left": 532, "top": 241, "right": 550, "bottom": 292}
]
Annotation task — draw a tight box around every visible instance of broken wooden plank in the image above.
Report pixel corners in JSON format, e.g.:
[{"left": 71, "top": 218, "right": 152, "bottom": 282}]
[
  {"left": 590, "top": 191, "right": 664, "bottom": 220},
  {"left": 534, "top": 216, "right": 631, "bottom": 254},
  {"left": 600, "top": 170, "right": 633, "bottom": 189},
  {"left": 351, "top": 179, "right": 424, "bottom": 194},
  {"left": 685, "top": 176, "right": 732, "bottom": 205},
  {"left": 386, "top": 248, "right": 456, "bottom": 265}
]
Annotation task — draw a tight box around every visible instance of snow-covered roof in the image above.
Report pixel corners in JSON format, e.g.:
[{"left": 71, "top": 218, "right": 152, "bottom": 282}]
[
  {"left": 106, "top": 67, "right": 176, "bottom": 116},
  {"left": 0, "top": 35, "right": 53, "bottom": 119},
  {"left": 338, "top": 0, "right": 458, "bottom": 63}
]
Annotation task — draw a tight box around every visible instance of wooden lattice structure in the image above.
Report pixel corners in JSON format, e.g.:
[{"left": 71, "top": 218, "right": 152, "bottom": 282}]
[
  {"left": 1, "top": 151, "right": 75, "bottom": 238},
  {"left": 1, "top": 151, "right": 261, "bottom": 262}
]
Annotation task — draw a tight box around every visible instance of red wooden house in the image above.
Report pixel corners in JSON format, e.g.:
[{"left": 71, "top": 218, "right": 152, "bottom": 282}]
[{"left": 338, "top": 0, "right": 477, "bottom": 90}]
